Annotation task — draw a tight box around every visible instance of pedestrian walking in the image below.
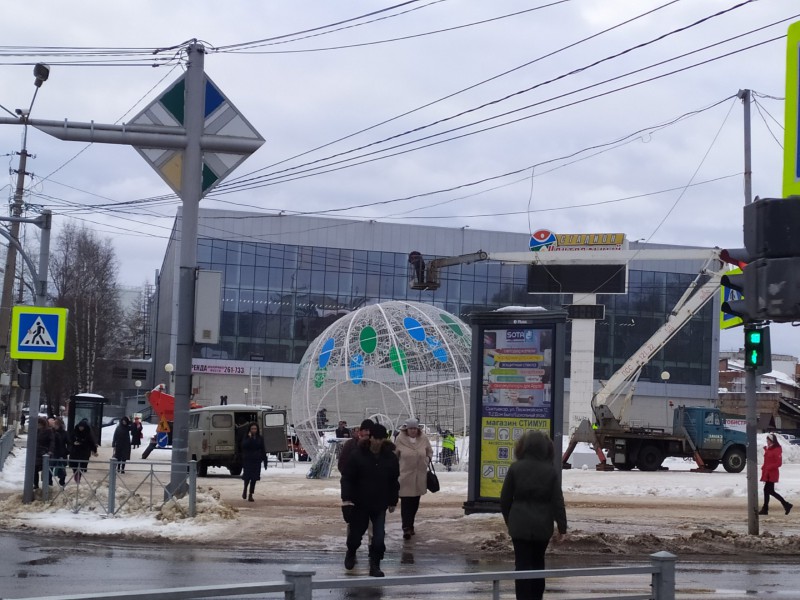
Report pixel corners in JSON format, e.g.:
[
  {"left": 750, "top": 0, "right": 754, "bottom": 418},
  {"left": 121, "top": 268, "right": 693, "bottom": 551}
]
[
  {"left": 130, "top": 417, "right": 144, "bottom": 449},
  {"left": 51, "top": 417, "right": 70, "bottom": 487},
  {"left": 337, "top": 419, "right": 373, "bottom": 473},
  {"left": 33, "top": 417, "right": 55, "bottom": 489},
  {"left": 69, "top": 419, "right": 98, "bottom": 483},
  {"left": 759, "top": 433, "right": 793, "bottom": 516},
  {"left": 500, "top": 430, "right": 567, "bottom": 600},
  {"left": 335, "top": 420, "right": 351, "bottom": 438},
  {"left": 239, "top": 422, "right": 267, "bottom": 502},
  {"left": 394, "top": 417, "right": 433, "bottom": 540},
  {"left": 112, "top": 417, "right": 133, "bottom": 473},
  {"left": 340, "top": 423, "right": 399, "bottom": 577}
]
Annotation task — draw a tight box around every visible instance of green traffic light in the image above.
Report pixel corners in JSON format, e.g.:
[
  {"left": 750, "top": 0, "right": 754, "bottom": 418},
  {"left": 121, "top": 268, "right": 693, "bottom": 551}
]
[{"left": 748, "top": 331, "right": 762, "bottom": 344}]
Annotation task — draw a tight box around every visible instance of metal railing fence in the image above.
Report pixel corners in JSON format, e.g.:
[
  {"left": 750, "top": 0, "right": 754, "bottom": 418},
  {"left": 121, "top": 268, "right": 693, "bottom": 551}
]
[
  {"left": 41, "top": 456, "right": 197, "bottom": 517},
  {"left": 19, "top": 552, "right": 677, "bottom": 600},
  {"left": 0, "top": 429, "right": 15, "bottom": 471}
]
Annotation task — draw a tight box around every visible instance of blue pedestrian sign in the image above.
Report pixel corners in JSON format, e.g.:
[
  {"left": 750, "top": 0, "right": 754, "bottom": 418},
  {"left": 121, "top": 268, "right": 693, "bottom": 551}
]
[{"left": 10, "top": 306, "right": 68, "bottom": 360}]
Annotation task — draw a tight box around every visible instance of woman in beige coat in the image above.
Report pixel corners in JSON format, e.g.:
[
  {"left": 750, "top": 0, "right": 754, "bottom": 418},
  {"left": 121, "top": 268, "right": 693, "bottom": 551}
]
[{"left": 394, "top": 417, "right": 433, "bottom": 540}]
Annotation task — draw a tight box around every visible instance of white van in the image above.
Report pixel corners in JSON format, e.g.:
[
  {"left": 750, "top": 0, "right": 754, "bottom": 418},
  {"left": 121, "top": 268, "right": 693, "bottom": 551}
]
[{"left": 188, "top": 405, "right": 288, "bottom": 477}]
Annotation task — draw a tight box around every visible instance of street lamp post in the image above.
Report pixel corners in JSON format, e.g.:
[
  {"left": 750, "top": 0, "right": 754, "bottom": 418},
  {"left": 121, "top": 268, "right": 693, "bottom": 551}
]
[
  {"left": 243, "top": 387, "right": 249, "bottom": 406},
  {"left": 164, "top": 363, "right": 174, "bottom": 395},
  {"left": 0, "top": 63, "right": 50, "bottom": 436},
  {"left": 135, "top": 380, "right": 142, "bottom": 402}
]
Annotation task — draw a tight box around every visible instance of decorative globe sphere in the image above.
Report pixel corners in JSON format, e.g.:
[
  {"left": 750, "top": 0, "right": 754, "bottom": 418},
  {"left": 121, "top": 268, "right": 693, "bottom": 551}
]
[{"left": 291, "top": 301, "right": 471, "bottom": 461}]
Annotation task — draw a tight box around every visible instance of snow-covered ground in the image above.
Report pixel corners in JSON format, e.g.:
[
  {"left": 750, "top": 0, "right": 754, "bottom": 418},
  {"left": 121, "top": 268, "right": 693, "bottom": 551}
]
[{"left": 1, "top": 423, "right": 799, "bottom": 551}]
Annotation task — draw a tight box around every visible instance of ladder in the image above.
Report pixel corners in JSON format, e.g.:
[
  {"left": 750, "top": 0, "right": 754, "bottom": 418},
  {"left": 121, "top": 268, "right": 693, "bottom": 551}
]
[{"left": 249, "top": 367, "right": 263, "bottom": 406}]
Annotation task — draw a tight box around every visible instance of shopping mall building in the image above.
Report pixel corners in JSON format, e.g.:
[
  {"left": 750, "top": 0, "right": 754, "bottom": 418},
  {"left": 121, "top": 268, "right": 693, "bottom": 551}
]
[{"left": 150, "top": 208, "right": 721, "bottom": 430}]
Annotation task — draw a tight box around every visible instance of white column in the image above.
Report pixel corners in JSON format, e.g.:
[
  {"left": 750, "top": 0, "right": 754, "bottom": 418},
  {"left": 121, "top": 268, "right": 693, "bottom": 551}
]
[{"left": 567, "top": 294, "right": 597, "bottom": 435}]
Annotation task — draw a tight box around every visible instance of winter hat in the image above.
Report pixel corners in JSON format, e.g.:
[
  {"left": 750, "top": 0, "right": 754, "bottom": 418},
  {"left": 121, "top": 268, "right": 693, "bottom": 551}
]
[
  {"left": 370, "top": 423, "right": 389, "bottom": 439},
  {"left": 359, "top": 419, "right": 375, "bottom": 431},
  {"left": 400, "top": 417, "right": 420, "bottom": 430}
]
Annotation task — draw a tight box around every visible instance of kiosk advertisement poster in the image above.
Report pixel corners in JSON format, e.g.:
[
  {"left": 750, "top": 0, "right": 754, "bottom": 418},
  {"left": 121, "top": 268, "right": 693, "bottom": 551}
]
[{"left": 479, "top": 326, "right": 554, "bottom": 498}]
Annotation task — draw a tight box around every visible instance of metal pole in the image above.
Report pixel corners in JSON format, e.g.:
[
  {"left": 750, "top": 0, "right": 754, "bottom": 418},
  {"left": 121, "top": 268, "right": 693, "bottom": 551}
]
[
  {"left": 169, "top": 42, "right": 204, "bottom": 495},
  {"left": 0, "top": 132, "right": 29, "bottom": 433},
  {"left": 22, "top": 210, "right": 51, "bottom": 503},
  {"left": 738, "top": 89, "right": 759, "bottom": 535}
]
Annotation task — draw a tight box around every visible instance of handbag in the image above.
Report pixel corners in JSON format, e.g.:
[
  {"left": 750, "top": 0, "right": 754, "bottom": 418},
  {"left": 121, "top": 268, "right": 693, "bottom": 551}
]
[{"left": 426, "top": 459, "right": 440, "bottom": 493}]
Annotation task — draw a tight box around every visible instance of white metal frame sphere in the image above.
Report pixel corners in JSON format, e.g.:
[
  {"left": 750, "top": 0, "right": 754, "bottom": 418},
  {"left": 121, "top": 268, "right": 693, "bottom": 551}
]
[{"left": 291, "top": 301, "right": 472, "bottom": 460}]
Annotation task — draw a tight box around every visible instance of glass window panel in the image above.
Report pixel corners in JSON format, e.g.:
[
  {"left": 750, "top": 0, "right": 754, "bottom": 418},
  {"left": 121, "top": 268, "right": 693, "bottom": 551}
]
[
  {"left": 240, "top": 266, "right": 255, "bottom": 288},
  {"left": 238, "top": 289, "right": 253, "bottom": 312},
  {"left": 311, "top": 247, "right": 327, "bottom": 270},
  {"left": 197, "top": 239, "right": 212, "bottom": 263},
  {"left": 224, "top": 263, "right": 240, "bottom": 287},
  {"left": 254, "top": 266, "right": 269, "bottom": 290},
  {"left": 294, "top": 268, "right": 310, "bottom": 291},
  {"left": 310, "top": 271, "right": 325, "bottom": 294},
  {"left": 325, "top": 248, "right": 340, "bottom": 270},
  {"left": 366, "top": 272, "right": 379, "bottom": 297},
  {"left": 367, "top": 251, "right": 382, "bottom": 274},
  {"left": 211, "top": 240, "right": 227, "bottom": 264},
  {"left": 298, "top": 246, "right": 313, "bottom": 269},
  {"left": 226, "top": 241, "right": 242, "bottom": 265},
  {"left": 323, "top": 271, "right": 338, "bottom": 295},
  {"left": 340, "top": 249, "right": 354, "bottom": 271},
  {"left": 352, "top": 272, "right": 367, "bottom": 298},
  {"left": 255, "top": 243, "right": 271, "bottom": 267},
  {"left": 353, "top": 250, "right": 368, "bottom": 273},
  {"left": 240, "top": 243, "right": 256, "bottom": 266}
]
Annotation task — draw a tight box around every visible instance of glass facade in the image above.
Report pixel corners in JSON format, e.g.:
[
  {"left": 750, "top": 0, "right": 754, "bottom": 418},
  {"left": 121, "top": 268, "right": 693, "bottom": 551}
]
[{"left": 196, "top": 239, "right": 714, "bottom": 386}]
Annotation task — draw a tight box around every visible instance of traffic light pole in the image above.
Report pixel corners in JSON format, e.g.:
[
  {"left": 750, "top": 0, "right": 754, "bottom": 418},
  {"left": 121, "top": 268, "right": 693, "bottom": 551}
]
[{"left": 738, "top": 88, "right": 759, "bottom": 535}]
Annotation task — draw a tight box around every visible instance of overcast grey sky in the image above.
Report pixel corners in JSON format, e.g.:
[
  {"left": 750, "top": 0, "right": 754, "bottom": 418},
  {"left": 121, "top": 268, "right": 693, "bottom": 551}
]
[{"left": 0, "top": 1, "right": 797, "bottom": 355}]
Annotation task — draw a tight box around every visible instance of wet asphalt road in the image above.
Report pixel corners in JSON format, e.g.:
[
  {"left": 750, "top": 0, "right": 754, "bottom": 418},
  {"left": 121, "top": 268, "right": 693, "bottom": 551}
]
[{"left": 2, "top": 532, "right": 799, "bottom": 599}]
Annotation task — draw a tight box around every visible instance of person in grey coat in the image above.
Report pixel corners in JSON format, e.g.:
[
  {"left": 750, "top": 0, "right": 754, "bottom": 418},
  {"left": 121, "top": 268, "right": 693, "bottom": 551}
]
[{"left": 500, "top": 430, "right": 567, "bottom": 600}]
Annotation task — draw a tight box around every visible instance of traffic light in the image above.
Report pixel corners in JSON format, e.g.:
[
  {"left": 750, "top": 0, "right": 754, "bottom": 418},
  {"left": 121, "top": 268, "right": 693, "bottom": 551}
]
[
  {"left": 742, "top": 197, "right": 800, "bottom": 323},
  {"left": 721, "top": 197, "right": 800, "bottom": 324},
  {"left": 743, "top": 325, "right": 771, "bottom": 375},
  {"left": 16, "top": 359, "right": 32, "bottom": 389},
  {"left": 720, "top": 249, "right": 757, "bottom": 322}
]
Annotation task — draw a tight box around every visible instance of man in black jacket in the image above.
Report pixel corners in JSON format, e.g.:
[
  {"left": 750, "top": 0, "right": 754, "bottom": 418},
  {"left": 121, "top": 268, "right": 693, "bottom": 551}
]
[{"left": 340, "top": 423, "right": 399, "bottom": 577}]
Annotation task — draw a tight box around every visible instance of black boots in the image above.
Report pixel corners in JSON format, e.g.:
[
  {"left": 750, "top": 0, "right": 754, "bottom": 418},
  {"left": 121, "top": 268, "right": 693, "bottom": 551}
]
[
  {"left": 403, "top": 528, "right": 411, "bottom": 540},
  {"left": 248, "top": 494, "right": 254, "bottom": 502},
  {"left": 759, "top": 507, "right": 768, "bottom": 515},
  {"left": 785, "top": 503, "right": 793, "bottom": 515},
  {"left": 344, "top": 549, "right": 356, "bottom": 570},
  {"left": 368, "top": 556, "right": 384, "bottom": 578}
]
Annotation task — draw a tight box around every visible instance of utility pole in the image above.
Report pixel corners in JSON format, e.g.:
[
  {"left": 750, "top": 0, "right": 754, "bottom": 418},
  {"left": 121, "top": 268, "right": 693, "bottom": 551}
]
[
  {"left": 737, "top": 88, "right": 759, "bottom": 536},
  {"left": 0, "top": 63, "right": 49, "bottom": 433}
]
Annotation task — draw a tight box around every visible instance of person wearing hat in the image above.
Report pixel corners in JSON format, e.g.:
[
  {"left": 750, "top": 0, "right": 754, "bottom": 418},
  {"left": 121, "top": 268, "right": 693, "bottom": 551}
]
[
  {"left": 338, "top": 419, "right": 373, "bottom": 473},
  {"left": 394, "top": 417, "right": 433, "bottom": 540},
  {"left": 340, "top": 423, "right": 399, "bottom": 577},
  {"left": 759, "top": 433, "right": 793, "bottom": 515}
]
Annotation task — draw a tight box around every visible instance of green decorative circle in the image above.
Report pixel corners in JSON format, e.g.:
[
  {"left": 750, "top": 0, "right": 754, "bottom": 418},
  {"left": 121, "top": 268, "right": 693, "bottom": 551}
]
[
  {"left": 359, "top": 326, "right": 378, "bottom": 354},
  {"left": 389, "top": 346, "right": 408, "bottom": 376},
  {"left": 313, "top": 367, "right": 327, "bottom": 388},
  {"left": 440, "top": 313, "right": 463, "bottom": 336}
]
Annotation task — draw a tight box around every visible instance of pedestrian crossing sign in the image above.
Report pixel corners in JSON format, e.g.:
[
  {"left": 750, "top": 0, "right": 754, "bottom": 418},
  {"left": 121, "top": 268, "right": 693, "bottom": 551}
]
[{"left": 10, "top": 306, "right": 68, "bottom": 360}]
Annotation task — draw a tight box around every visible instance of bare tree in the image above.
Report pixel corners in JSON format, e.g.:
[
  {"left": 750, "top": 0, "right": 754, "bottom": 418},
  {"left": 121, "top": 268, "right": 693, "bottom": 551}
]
[{"left": 45, "top": 223, "right": 122, "bottom": 407}]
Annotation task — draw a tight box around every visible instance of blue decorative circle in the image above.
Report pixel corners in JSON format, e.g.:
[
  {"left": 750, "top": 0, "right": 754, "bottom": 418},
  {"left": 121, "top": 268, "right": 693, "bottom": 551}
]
[
  {"left": 427, "top": 337, "right": 448, "bottom": 363},
  {"left": 318, "top": 338, "right": 335, "bottom": 369},
  {"left": 403, "top": 317, "right": 426, "bottom": 342},
  {"left": 349, "top": 354, "right": 364, "bottom": 385}
]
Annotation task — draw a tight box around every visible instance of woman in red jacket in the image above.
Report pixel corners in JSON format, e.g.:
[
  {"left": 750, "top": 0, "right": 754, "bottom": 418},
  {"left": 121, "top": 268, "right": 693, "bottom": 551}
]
[{"left": 759, "top": 433, "right": 793, "bottom": 515}]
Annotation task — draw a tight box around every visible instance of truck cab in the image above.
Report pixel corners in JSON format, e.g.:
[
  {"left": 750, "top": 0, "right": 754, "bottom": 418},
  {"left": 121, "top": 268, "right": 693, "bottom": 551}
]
[
  {"left": 188, "top": 405, "right": 288, "bottom": 476},
  {"left": 677, "top": 406, "right": 747, "bottom": 473}
]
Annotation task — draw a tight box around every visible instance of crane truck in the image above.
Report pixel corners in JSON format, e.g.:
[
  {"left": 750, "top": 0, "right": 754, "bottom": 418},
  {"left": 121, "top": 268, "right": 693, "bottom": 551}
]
[
  {"left": 409, "top": 245, "right": 747, "bottom": 473},
  {"left": 560, "top": 249, "right": 747, "bottom": 473}
]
